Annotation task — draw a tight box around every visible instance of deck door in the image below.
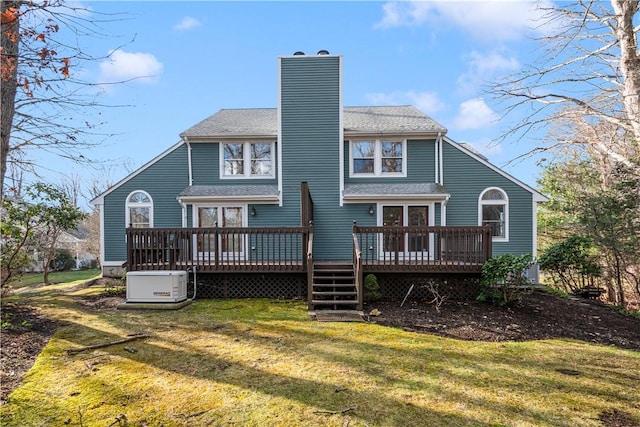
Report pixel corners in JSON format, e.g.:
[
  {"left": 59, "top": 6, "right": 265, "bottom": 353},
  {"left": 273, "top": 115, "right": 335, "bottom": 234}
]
[
  {"left": 195, "top": 206, "right": 245, "bottom": 260},
  {"left": 381, "top": 205, "right": 432, "bottom": 259}
]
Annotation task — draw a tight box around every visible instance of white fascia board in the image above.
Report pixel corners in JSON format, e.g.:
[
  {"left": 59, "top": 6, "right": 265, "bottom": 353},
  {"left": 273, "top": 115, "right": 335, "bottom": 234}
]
[
  {"left": 90, "top": 140, "right": 186, "bottom": 206},
  {"left": 344, "top": 131, "right": 441, "bottom": 139},
  {"left": 443, "top": 136, "right": 549, "bottom": 202},
  {"left": 185, "top": 135, "right": 277, "bottom": 142},
  {"left": 343, "top": 193, "right": 450, "bottom": 202},
  {"left": 176, "top": 195, "right": 280, "bottom": 204}
]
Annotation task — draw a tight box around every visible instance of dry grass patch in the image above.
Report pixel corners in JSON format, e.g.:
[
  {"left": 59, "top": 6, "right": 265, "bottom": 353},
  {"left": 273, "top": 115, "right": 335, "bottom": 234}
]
[{"left": 1, "top": 285, "right": 639, "bottom": 426}]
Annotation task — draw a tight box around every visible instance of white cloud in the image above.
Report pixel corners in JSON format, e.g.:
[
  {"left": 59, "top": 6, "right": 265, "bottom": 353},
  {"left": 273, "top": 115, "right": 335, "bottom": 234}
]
[
  {"left": 452, "top": 98, "right": 498, "bottom": 130},
  {"left": 365, "top": 90, "right": 445, "bottom": 116},
  {"left": 376, "top": 1, "right": 551, "bottom": 42},
  {"left": 457, "top": 50, "right": 520, "bottom": 96},
  {"left": 174, "top": 16, "right": 201, "bottom": 31},
  {"left": 99, "top": 50, "right": 163, "bottom": 84}
]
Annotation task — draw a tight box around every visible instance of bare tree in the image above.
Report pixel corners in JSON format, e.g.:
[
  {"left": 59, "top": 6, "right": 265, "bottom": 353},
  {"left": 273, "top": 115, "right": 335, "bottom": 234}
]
[
  {"left": 491, "top": 0, "right": 639, "bottom": 170},
  {"left": 1, "top": 1, "right": 125, "bottom": 201}
]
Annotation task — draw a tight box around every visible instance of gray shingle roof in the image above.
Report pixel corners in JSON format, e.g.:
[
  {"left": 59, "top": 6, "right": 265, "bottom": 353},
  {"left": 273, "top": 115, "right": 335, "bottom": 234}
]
[
  {"left": 344, "top": 106, "right": 446, "bottom": 134},
  {"left": 343, "top": 183, "right": 449, "bottom": 199},
  {"left": 181, "top": 109, "right": 277, "bottom": 139},
  {"left": 178, "top": 185, "right": 279, "bottom": 200},
  {"left": 180, "top": 106, "right": 446, "bottom": 138}
]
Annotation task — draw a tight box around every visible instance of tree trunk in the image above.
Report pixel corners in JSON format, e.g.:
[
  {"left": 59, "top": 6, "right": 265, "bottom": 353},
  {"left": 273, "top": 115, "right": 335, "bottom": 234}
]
[
  {"left": 611, "top": 0, "right": 640, "bottom": 143},
  {"left": 0, "top": 1, "right": 20, "bottom": 200},
  {"left": 613, "top": 250, "right": 626, "bottom": 307}
]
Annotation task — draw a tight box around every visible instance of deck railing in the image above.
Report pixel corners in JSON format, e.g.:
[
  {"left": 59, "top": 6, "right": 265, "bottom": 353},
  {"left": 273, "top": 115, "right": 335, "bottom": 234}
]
[
  {"left": 353, "top": 225, "right": 493, "bottom": 273},
  {"left": 126, "top": 226, "right": 310, "bottom": 272}
]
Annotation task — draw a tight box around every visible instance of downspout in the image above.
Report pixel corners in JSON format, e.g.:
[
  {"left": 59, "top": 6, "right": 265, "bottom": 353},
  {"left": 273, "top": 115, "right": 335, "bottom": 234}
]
[
  {"left": 438, "top": 134, "right": 444, "bottom": 185},
  {"left": 434, "top": 133, "right": 439, "bottom": 184},
  {"left": 185, "top": 137, "right": 193, "bottom": 186},
  {"left": 441, "top": 195, "right": 450, "bottom": 226}
]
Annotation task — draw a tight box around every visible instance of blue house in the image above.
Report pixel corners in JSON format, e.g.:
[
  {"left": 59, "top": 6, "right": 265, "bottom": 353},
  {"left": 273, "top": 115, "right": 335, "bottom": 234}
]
[{"left": 92, "top": 52, "right": 546, "bottom": 310}]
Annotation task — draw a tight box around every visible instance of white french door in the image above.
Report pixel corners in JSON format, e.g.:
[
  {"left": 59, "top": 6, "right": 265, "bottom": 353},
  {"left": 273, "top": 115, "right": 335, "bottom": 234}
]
[
  {"left": 194, "top": 206, "right": 245, "bottom": 259},
  {"left": 380, "top": 204, "right": 434, "bottom": 259}
]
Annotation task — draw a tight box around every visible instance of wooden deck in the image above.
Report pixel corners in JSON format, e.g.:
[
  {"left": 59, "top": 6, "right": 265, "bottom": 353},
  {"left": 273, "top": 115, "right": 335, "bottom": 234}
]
[{"left": 126, "top": 225, "right": 492, "bottom": 274}]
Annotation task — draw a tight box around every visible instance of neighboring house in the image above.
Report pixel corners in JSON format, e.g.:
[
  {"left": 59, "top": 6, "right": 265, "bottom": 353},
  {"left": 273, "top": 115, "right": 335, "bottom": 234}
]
[
  {"left": 91, "top": 52, "right": 547, "bottom": 310},
  {"left": 28, "top": 226, "right": 97, "bottom": 272}
]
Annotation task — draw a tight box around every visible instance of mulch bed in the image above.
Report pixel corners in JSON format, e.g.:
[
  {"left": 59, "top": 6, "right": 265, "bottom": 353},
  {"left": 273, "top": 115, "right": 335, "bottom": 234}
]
[
  {"left": 2, "top": 282, "right": 640, "bottom": 427},
  {"left": 366, "top": 290, "right": 640, "bottom": 351}
]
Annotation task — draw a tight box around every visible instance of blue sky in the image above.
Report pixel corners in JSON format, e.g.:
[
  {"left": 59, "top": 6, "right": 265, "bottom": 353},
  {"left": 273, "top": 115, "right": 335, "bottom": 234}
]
[{"left": 29, "top": 1, "right": 552, "bottom": 208}]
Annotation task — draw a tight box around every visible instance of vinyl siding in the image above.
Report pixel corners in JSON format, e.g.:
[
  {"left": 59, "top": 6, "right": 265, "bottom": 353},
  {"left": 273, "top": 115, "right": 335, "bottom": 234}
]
[
  {"left": 190, "top": 142, "right": 278, "bottom": 186},
  {"left": 344, "top": 139, "right": 436, "bottom": 184},
  {"left": 280, "top": 55, "right": 358, "bottom": 259},
  {"left": 441, "top": 142, "right": 534, "bottom": 255},
  {"left": 103, "top": 144, "right": 189, "bottom": 262}
]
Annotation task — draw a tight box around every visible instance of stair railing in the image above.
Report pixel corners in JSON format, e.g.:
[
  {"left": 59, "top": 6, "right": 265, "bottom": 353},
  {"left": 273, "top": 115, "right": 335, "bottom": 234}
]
[
  {"left": 306, "top": 221, "right": 314, "bottom": 307},
  {"left": 353, "top": 221, "right": 363, "bottom": 311}
]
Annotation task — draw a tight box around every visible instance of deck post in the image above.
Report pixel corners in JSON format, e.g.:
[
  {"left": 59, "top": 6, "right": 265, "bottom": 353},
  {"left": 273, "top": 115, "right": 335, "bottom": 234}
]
[{"left": 126, "top": 229, "right": 133, "bottom": 271}]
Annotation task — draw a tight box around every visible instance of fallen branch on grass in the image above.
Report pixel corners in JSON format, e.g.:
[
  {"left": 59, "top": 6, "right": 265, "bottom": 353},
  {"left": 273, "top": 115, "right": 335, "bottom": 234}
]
[
  {"left": 313, "top": 406, "right": 356, "bottom": 415},
  {"left": 67, "top": 334, "right": 149, "bottom": 355}
]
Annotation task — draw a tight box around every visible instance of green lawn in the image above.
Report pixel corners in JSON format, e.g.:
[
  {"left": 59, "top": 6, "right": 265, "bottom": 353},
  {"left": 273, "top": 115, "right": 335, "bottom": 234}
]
[
  {"left": 1, "top": 279, "right": 639, "bottom": 426},
  {"left": 11, "top": 269, "right": 102, "bottom": 289}
]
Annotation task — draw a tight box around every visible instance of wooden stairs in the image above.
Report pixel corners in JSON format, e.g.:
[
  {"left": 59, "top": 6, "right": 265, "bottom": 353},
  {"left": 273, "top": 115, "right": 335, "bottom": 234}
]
[{"left": 309, "top": 262, "right": 361, "bottom": 311}]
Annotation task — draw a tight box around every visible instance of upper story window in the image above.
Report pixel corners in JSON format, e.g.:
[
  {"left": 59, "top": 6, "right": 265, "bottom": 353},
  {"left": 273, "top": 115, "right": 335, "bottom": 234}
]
[
  {"left": 350, "top": 140, "right": 406, "bottom": 177},
  {"left": 126, "top": 190, "right": 153, "bottom": 228},
  {"left": 478, "top": 187, "right": 508, "bottom": 241},
  {"left": 221, "top": 142, "right": 274, "bottom": 178}
]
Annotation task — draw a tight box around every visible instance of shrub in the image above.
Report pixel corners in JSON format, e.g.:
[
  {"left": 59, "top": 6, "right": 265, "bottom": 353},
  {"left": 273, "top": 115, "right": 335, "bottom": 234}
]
[
  {"left": 478, "top": 253, "right": 534, "bottom": 306},
  {"left": 50, "top": 249, "right": 75, "bottom": 271},
  {"left": 538, "top": 235, "right": 601, "bottom": 294},
  {"left": 363, "top": 274, "right": 381, "bottom": 303}
]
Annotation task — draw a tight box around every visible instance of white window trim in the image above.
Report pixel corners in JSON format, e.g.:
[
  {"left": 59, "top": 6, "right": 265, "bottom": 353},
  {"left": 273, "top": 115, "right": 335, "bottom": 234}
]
[
  {"left": 349, "top": 139, "right": 407, "bottom": 178},
  {"left": 125, "top": 190, "right": 153, "bottom": 228},
  {"left": 219, "top": 141, "right": 276, "bottom": 179},
  {"left": 478, "top": 187, "right": 509, "bottom": 242},
  {"left": 192, "top": 203, "right": 248, "bottom": 228}
]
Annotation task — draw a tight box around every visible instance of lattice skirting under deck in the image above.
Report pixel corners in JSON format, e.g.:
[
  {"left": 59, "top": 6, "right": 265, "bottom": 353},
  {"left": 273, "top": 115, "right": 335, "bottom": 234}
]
[
  {"left": 186, "top": 272, "right": 480, "bottom": 301},
  {"left": 188, "top": 273, "right": 307, "bottom": 299},
  {"left": 373, "top": 273, "right": 481, "bottom": 301}
]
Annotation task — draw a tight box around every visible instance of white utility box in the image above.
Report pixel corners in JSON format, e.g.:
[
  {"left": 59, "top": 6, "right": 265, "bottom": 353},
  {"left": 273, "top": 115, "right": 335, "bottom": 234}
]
[{"left": 126, "top": 270, "right": 188, "bottom": 303}]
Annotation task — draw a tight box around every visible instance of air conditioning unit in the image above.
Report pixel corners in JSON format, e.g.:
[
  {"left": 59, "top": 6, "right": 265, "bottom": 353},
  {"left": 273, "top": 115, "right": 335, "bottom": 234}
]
[{"left": 126, "top": 270, "right": 188, "bottom": 303}]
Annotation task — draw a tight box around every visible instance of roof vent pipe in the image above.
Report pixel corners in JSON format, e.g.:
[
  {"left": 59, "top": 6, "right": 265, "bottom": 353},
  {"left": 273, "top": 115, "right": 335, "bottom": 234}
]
[
  {"left": 293, "top": 51, "right": 305, "bottom": 56},
  {"left": 317, "top": 49, "right": 330, "bottom": 55}
]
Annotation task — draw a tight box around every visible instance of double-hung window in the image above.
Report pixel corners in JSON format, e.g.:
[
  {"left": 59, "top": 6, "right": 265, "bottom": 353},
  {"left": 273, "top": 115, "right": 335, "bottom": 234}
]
[
  {"left": 479, "top": 187, "right": 508, "bottom": 241},
  {"left": 350, "top": 140, "right": 406, "bottom": 177},
  {"left": 221, "top": 142, "right": 274, "bottom": 178}
]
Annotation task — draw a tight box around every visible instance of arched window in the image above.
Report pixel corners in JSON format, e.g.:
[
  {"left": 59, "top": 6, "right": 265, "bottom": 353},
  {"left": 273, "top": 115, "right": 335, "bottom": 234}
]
[
  {"left": 478, "top": 187, "right": 508, "bottom": 241},
  {"left": 126, "top": 191, "right": 153, "bottom": 228}
]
